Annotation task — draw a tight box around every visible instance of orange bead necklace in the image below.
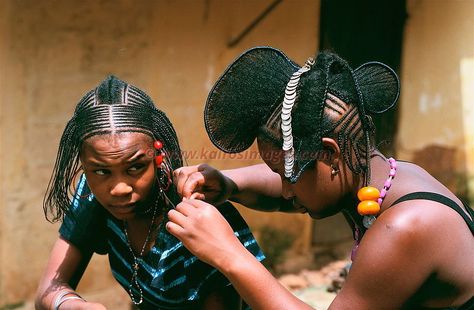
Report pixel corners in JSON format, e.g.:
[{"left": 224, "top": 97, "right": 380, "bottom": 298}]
[
  {"left": 351, "top": 158, "right": 397, "bottom": 261},
  {"left": 357, "top": 157, "right": 397, "bottom": 229}
]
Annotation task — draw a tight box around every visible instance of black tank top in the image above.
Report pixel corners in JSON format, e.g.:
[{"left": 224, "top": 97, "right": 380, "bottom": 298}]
[
  {"left": 391, "top": 192, "right": 474, "bottom": 234},
  {"left": 390, "top": 192, "right": 474, "bottom": 310}
]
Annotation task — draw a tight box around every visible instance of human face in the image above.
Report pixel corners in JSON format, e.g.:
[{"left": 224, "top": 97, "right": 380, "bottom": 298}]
[
  {"left": 257, "top": 138, "right": 344, "bottom": 219},
  {"left": 80, "top": 132, "right": 156, "bottom": 220}
]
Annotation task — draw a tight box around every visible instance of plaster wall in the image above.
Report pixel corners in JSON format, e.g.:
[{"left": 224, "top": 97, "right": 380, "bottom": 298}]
[
  {"left": 0, "top": 0, "right": 319, "bottom": 306},
  {"left": 398, "top": 0, "right": 474, "bottom": 200}
]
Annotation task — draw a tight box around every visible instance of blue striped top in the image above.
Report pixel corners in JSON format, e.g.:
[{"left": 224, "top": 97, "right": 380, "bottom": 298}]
[{"left": 59, "top": 175, "right": 265, "bottom": 309}]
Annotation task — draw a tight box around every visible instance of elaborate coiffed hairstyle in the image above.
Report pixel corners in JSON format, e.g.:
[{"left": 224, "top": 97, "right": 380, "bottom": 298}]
[
  {"left": 44, "top": 76, "right": 183, "bottom": 222},
  {"left": 205, "top": 47, "right": 399, "bottom": 184}
]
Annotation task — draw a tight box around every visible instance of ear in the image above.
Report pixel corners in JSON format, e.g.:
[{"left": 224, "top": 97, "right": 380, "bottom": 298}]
[{"left": 322, "top": 137, "right": 341, "bottom": 164}]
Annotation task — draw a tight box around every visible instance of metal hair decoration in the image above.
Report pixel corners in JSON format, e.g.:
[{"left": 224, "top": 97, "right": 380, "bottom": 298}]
[{"left": 281, "top": 57, "right": 315, "bottom": 178}]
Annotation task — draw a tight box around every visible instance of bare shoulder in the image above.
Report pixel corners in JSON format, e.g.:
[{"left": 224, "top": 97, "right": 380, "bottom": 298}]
[
  {"left": 379, "top": 195, "right": 471, "bottom": 239},
  {"left": 372, "top": 197, "right": 472, "bottom": 262},
  {"left": 357, "top": 200, "right": 449, "bottom": 272},
  {"left": 380, "top": 160, "right": 472, "bottom": 239},
  {"left": 332, "top": 198, "right": 474, "bottom": 309}
]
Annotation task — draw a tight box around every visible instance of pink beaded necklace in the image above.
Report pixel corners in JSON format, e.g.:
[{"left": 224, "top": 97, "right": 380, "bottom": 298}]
[{"left": 351, "top": 157, "right": 397, "bottom": 261}]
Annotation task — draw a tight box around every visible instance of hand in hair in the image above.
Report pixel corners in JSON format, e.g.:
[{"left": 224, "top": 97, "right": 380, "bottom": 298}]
[
  {"left": 167, "top": 199, "right": 242, "bottom": 267},
  {"left": 167, "top": 198, "right": 314, "bottom": 310},
  {"left": 173, "top": 164, "right": 236, "bottom": 204}
]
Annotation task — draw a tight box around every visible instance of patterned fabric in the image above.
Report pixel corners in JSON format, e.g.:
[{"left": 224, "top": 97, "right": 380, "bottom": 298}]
[{"left": 60, "top": 175, "right": 265, "bottom": 309}]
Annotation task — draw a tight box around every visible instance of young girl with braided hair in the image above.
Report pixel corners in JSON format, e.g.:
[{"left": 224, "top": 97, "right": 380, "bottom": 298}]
[
  {"left": 168, "top": 47, "right": 474, "bottom": 309},
  {"left": 35, "top": 76, "right": 264, "bottom": 310}
]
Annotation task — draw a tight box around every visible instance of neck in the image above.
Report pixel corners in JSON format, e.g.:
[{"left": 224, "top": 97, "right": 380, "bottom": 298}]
[
  {"left": 341, "top": 202, "right": 364, "bottom": 234},
  {"left": 354, "top": 151, "right": 391, "bottom": 192},
  {"left": 342, "top": 150, "right": 393, "bottom": 234},
  {"left": 126, "top": 214, "right": 159, "bottom": 226}
]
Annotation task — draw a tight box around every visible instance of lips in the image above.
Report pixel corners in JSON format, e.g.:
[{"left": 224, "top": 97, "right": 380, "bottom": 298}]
[
  {"left": 110, "top": 203, "right": 136, "bottom": 213},
  {"left": 292, "top": 200, "right": 308, "bottom": 214}
]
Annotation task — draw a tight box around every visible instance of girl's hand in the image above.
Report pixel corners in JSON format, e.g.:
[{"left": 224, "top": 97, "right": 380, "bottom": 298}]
[
  {"left": 166, "top": 199, "right": 246, "bottom": 268},
  {"left": 173, "top": 164, "right": 236, "bottom": 205},
  {"left": 57, "top": 299, "right": 107, "bottom": 310},
  {"left": 78, "top": 302, "right": 107, "bottom": 310}
]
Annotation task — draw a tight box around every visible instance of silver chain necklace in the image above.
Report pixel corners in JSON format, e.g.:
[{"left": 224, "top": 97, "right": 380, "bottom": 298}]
[{"left": 123, "top": 197, "right": 160, "bottom": 306}]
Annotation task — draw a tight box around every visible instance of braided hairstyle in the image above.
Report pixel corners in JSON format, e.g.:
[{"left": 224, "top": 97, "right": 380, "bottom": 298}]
[
  {"left": 204, "top": 47, "right": 399, "bottom": 185},
  {"left": 43, "top": 76, "right": 183, "bottom": 222},
  {"left": 257, "top": 52, "right": 377, "bottom": 184},
  {"left": 260, "top": 90, "right": 374, "bottom": 179}
]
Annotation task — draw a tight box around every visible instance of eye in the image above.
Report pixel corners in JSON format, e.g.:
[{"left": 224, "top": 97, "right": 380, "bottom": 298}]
[
  {"left": 128, "top": 163, "right": 146, "bottom": 174},
  {"left": 94, "top": 169, "right": 109, "bottom": 176}
]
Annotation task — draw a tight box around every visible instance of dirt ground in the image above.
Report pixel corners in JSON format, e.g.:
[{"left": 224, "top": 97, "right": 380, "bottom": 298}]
[
  {"left": 14, "top": 260, "right": 349, "bottom": 310},
  {"left": 278, "top": 259, "right": 351, "bottom": 309}
]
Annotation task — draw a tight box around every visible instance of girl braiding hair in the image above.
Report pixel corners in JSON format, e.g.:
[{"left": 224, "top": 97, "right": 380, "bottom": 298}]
[{"left": 169, "top": 47, "right": 474, "bottom": 310}]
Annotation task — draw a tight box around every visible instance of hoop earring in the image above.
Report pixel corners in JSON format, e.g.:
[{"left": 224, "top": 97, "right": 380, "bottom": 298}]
[{"left": 331, "top": 164, "right": 340, "bottom": 176}]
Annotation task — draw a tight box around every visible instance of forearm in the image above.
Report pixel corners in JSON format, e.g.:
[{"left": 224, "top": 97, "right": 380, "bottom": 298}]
[
  {"left": 215, "top": 246, "right": 313, "bottom": 310},
  {"left": 35, "top": 283, "right": 83, "bottom": 310},
  {"left": 35, "top": 238, "right": 93, "bottom": 310},
  {"left": 223, "top": 164, "right": 290, "bottom": 211}
]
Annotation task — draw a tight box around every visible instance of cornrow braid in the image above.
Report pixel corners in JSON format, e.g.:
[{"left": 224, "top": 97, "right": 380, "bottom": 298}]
[
  {"left": 322, "top": 93, "right": 373, "bottom": 176},
  {"left": 351, "top": 69, "right": 374, "bottom": 186},
  {"left": 43, "top": 76, "right": 183, "bottom": 222},
  {"left": 259, "top": 91, "right": 373, "bottom": 178}
]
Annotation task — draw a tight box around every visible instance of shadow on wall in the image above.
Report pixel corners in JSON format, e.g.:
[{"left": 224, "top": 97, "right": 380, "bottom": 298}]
[{"left": 412, "top": 144, "right": 469, "bottom": 203}]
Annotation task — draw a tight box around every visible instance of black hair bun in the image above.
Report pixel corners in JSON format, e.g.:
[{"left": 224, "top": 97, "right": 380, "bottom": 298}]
[
  {"left": 204, "top": 46, "right": 400, "bottom": 159},
  {"left": 204, "top": 47, "right": 298, "bottom": 153},
  {"left": 353, "top": 62, "right": 400, "bottom": 114}
]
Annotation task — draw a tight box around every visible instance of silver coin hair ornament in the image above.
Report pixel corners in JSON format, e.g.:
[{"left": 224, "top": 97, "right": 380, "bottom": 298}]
[{"left": 281, "top": 57, "right": 315, "bottom": 178}]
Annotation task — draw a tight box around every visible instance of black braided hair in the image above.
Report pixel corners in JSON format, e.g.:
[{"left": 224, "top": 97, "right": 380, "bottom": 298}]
[
  {"left": 259, "top": 91, "right": 374, "bottom": 179},
  {"left": 258, "top": 52, "right": 375, "bottom": 183},
  {"left": 43, "top": 76, "right": 183, "bottom": 222},
  {"left": 204, "top": 47, "right": 399, "bottom": 185}
]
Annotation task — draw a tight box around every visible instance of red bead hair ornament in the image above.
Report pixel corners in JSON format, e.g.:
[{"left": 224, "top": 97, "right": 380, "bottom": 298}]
[
  {"left": 154, "top": 140, "right": 164, "bottom": 167},
  {"left": 154, "top": 140, "right": 171, "bottom": 191}
]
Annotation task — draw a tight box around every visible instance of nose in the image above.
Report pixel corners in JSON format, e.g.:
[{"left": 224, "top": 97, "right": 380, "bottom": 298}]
[
  {"left": 110, "top": 181, "right": 133, "bottom": 196},
  {"left": 281, "top": 179, "right": 295, "bottom": 200}
]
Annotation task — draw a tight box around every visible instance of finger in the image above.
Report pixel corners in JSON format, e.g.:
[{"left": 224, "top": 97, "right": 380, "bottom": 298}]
[
  {"left": 174, "top": 167, "right": 197, "bottom": 197},
  {"left": 174, "top": 165, "right": 200, "bottom": 180},
  {"left": 172, "top": 167, "right": 183, "bottom": 187},
  {"left": 167, "top": 209, "right": 188, "bottom": 226},
  {"left": 165, "top": 221, "right": 185, "bottom": 238},
  {"left": 174, "top": 168, "right": 187, "bottom": 197},
  {"left": 175, "top": 201, "right": 199, "bottom": 216},
  {"left": 185, "top": 198, "right": 215, "bottom": 209},
  {"left": 182, "top": 173, "right": 205, "bottom": 198},
  {"left": 189, "top": 192, "right": 205, "bottom": 200},
  {"left": 197, "top": 163, "right": 209, "bottom": 172}
]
